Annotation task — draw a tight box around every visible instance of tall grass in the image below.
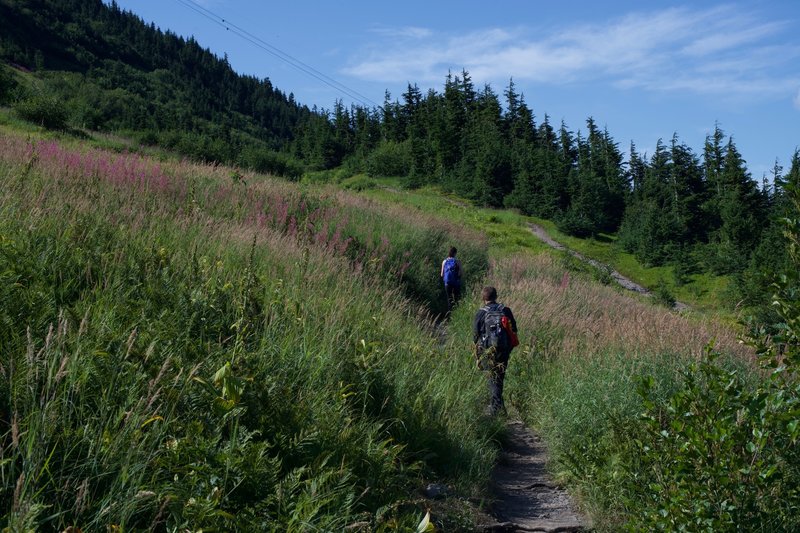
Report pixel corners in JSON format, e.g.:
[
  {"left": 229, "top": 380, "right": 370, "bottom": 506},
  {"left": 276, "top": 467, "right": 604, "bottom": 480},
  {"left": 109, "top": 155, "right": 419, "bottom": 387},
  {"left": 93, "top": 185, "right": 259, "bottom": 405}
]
[
  {"left": 0, "top": 131, "right": 498, "bottom": 530},
  {"left": 447, "top": 253, "right": 752, "bottom": 528},
  {"left": 0, "top": 132, "right": 488, "bottom": 317}
]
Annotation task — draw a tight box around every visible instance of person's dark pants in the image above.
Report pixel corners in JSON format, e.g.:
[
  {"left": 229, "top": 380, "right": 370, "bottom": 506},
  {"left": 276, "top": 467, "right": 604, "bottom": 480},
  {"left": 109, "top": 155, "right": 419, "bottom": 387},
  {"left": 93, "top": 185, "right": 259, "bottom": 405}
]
[
  {"left": 487, "top": 351, "right": 510, "bottom": 415},
  {"left": 445, "top": 284, "right": 460, "bottom": 314}
]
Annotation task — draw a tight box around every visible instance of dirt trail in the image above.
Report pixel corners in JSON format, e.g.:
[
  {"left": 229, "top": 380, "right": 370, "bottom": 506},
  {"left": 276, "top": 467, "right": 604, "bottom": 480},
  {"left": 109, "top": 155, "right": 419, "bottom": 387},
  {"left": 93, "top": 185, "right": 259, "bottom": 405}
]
[
  {"left": 529, "top": 223, "right": 689, "bottom": 311},
  {"left": 482, "top": 421, "right": 587, "bottom": 532},
  {"left": 433, "top": 321, "right": 587, "bottom": 530}
]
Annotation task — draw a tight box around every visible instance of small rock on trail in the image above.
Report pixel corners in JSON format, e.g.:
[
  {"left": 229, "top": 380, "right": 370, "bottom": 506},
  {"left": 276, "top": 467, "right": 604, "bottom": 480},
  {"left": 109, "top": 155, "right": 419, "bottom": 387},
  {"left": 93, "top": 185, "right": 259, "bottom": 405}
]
[{"left": 482, "top": 421, "right": 588, "bottom": 532}]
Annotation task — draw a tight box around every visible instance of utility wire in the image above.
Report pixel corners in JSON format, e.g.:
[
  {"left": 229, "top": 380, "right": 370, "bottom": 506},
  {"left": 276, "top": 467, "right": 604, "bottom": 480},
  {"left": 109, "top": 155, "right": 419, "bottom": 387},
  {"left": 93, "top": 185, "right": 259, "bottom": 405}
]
[{"left": 171, "top": 0, "right": 380, "bottom": 108}]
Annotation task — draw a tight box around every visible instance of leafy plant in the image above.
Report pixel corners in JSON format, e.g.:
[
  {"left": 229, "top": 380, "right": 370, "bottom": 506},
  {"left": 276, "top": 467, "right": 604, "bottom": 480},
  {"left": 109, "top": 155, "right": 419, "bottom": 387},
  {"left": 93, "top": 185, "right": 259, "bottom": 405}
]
[
  {"left": 0, "top": 66, "right": 17, "bottom": 104},
  {"left": 341, "top": 174, "right": 377, "bottom": 191},
  {"left": 653, "top": 278, "right": 676, "bottom": 308},
  {"left": 14, "top": 89, "right": 68, "bottom": 129},
  {"left": 366, "top": 140, "right": 411, "bottom": 178},
  {"left": 625, "top": 185, "right": 800, "bottom": 531}
]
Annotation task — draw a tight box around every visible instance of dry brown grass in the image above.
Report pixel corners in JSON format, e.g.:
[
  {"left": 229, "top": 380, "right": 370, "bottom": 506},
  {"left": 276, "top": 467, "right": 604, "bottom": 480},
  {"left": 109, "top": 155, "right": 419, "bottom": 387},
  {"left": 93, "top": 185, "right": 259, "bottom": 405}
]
[{"left": 488, "top": 253, "right": 750, "bottom": 363}]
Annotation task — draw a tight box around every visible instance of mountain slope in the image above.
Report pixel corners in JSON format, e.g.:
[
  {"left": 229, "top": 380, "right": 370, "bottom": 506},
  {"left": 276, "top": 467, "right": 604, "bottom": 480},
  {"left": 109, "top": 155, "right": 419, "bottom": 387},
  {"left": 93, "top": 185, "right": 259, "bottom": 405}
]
[{"left": 0, "top": 0, "right": 306, "bottom": 165}]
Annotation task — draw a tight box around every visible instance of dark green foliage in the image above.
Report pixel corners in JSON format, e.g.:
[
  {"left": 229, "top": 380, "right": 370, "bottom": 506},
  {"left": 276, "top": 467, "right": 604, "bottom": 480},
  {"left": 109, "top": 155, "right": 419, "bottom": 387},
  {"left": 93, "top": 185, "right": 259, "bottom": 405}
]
[
  {"left": 618, "top": 198, "right": 681, "bottom": 265},
  {"left": 14, "top": 88, "right": 68, "bottom": 129},
  {"left": 652, "top": 279, "right": 676, "bottom": 308},
  {"left": 671, "top": 245, "right": 696, "bottom": 286},
  {"left": 629, "top": 346, "right": 800, "bottom": 531},
  {"left": 366, "top": 140, "right": 411, "bottom": 177},
  {"left": 619, "top": 137, "right": 706, "bottom": 266},
  {"left": 555, "top": 207, "right": 596, "bottom": 238},
  {"left": 0, "top": 64, "right": 16, "bottom": 103},
  {"left": 622, "top": 185, "right": 800, "bottom": 531},
  {"left": 340, "top": 174, "right": 377, "bottom": 191},
  {"left": 238, "top": 146, "right": 304, "bottom": 180},
  {"left": 704, "top": 138, "right": 768, "bottom": 274}
]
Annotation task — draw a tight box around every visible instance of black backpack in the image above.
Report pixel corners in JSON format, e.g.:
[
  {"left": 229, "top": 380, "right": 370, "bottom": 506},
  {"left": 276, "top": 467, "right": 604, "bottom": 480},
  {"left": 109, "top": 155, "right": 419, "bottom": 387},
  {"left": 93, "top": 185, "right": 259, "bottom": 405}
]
[{"left": 481, "top": 304, "right": 509, "bottom": 351}]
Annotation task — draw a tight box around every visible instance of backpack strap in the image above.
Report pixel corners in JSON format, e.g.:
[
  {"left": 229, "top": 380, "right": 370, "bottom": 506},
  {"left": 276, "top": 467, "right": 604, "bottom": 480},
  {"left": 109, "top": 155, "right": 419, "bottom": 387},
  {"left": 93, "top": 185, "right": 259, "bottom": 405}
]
[{"left": 482, "top": 303, "right": 504, "bottom": 313}]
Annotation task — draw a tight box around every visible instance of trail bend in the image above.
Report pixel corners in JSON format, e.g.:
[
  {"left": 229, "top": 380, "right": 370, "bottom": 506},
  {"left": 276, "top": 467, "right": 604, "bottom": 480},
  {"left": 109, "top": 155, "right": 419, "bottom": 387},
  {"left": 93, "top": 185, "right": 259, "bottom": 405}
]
[{"left": 528, "top": 223, "right": 689, "bottom": 312}]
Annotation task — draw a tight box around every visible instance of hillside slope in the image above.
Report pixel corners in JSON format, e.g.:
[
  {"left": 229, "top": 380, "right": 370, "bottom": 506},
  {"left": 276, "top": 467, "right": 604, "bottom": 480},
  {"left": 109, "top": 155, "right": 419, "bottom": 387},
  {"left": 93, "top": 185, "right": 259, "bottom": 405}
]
[
  {"left": 0, "top": 0, "right": 307, "bottom": 167},
  {"left": 0, "top": 126, "right": 499, "bottom": 530}
]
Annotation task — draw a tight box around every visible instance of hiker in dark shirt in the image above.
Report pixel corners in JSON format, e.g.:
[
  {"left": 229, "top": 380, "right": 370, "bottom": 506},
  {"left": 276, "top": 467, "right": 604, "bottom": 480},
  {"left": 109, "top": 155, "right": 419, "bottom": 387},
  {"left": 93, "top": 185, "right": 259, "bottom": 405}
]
[
  {"left": 441, "top": 247, "right": 462, "bottom": 315},
  {"left": 473, "top": 286, "right": 518, "bottom": 416}
]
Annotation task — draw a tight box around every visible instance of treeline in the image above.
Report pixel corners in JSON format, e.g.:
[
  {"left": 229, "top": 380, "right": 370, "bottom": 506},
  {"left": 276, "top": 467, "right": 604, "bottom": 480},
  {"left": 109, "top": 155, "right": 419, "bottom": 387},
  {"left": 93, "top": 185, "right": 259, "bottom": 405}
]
[{"left": 294, "top": 73, "right": 799, "bottom": 309}]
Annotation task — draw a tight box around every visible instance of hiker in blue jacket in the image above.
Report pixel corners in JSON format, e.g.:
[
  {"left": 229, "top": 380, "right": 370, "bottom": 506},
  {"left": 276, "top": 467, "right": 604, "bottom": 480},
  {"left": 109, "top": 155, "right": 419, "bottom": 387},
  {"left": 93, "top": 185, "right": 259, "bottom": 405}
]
[
  {"left": 473, "top": 286, "right": 518, "bottom": 416},
  {"left": 441, "top": 247, "right": 462, "bottom": 315}
]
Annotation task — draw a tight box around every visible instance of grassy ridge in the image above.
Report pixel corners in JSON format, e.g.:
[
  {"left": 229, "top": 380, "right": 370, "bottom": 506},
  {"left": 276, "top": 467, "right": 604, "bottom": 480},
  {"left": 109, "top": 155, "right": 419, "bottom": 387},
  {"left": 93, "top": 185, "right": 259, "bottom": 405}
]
[{"left": 0, "top": 130, "right": 498, "bottom": 530}]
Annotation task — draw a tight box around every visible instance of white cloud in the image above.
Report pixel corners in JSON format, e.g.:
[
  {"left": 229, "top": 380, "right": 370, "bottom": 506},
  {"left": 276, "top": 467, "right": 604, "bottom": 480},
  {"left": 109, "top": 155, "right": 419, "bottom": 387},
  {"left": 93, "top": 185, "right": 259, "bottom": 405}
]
[
  {"left": 369, "top": 26, "right": 432, "bottom": 39},
  {"left": 795, "top": 88, "right": 800, "bottom": 110},
  {"left": 343, "top": 5, "right": 800, "bottom": 101}
]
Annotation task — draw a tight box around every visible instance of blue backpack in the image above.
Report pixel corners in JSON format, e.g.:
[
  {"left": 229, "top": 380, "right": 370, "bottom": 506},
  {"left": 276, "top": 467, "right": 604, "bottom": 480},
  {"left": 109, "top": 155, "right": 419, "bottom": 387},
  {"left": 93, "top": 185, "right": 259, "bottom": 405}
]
[{"left": 443, "top": 257, "right": 460, "bottom": 286}]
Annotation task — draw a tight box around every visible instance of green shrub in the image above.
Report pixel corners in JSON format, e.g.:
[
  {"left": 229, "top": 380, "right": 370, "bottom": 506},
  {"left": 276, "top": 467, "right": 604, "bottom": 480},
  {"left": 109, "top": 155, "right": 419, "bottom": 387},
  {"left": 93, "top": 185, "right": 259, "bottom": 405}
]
[
  {"left": 0, "top": 66, "right": 17, "bottom": 104},
  {"left": 555, "top": 208, "right": 596, "bottom": 238},
  {"left": 239, "top": 145, "right": 304, "bottom": 180},
  {"left": 653, "top": 278, "right": 676, "bottom": 308},
  {"left": 341, "top": 174, "right": 377, "bottom": 191},
  {"left": 301, "top": 167, "right": 352, "bottom": 185},
  {"left": 300, "top": 169, "right": 334, "bottom": 184},
  {"left": 14, "top": 90, "right": 68, "bottom": 129},
  {"left": 366, "top": 140, "right": 411, "bottom": 178},
  {"left": 136, "top": 129, "right": 159, "bottom": 146},
  {"left": 628, "top": 347, "right": 800, "bottom": 531},
  {"left": 593, "top": 264, "right": 613, "bottom": 285}
]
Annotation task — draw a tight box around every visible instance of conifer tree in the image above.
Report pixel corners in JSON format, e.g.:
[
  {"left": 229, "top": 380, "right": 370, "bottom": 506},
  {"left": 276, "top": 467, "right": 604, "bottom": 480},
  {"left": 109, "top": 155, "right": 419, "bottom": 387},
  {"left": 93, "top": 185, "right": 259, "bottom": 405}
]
[
  {"left": 705, "top": 137, "right": 768, "bottom": 273},
  {"left": 440, "top": 72, "right": 467, "bottom": 185},
  {"left": 381, "top": 90, "right": 401, "bottom": 142},
  {"left": 468, "top": 85, "right": 511, "bottom": 206}
]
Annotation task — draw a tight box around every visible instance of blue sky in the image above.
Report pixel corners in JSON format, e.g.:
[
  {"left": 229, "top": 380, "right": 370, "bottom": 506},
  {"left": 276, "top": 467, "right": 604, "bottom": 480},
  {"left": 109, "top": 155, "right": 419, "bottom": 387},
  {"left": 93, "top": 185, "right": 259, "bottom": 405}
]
[{"left": 113, "top": 0, "right": 800, "bottom": 179}]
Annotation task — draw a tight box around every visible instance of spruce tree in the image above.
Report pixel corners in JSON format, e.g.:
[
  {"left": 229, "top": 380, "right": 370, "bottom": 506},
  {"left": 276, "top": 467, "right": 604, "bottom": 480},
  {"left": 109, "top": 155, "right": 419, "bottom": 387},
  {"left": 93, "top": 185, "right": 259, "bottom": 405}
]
[
  {"left": 469, "top": 84, "right": 511, "bottom": 206},
  {"left": 706, "top": 138, "right": 768, "bottom": 273}
]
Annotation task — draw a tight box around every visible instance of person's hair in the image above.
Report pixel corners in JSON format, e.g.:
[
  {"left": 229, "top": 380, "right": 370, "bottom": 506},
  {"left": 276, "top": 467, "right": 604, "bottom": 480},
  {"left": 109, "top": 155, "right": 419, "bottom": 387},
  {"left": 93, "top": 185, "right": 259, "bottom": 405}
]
[
  {"left": 481, "top": 286, "right": 497, "bottom": 302},
  {"left": 448, "top": 246, "right": 457, "bottom": 257}
]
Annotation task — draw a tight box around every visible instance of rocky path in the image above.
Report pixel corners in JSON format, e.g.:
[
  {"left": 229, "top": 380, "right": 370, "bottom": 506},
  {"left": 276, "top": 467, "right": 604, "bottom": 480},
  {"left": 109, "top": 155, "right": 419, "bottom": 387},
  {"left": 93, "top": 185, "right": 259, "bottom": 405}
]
[
  {"left": 482, "top": 421, "right": 587, "bottom": 532},
  {"left": 529, "top": 223, "right": 689, "bottom": 311}
]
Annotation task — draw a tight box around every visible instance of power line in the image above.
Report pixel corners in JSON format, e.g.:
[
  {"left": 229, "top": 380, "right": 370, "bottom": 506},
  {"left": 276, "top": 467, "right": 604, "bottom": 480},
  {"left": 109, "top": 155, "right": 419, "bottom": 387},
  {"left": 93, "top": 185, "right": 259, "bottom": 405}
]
[{"left": 171, "top": 0, "right": 380, "bottom": 108}]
